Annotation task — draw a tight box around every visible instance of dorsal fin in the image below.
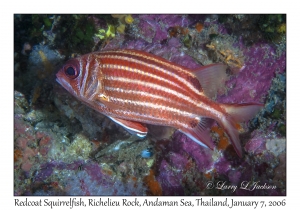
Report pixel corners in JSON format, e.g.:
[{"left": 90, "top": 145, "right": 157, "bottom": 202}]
[{"left": 191, "top": 64, "right": 227, "bottom": 99}]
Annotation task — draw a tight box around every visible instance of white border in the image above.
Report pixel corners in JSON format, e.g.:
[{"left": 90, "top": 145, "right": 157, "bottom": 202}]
[{"left": 4, "top": 1, "right": 296, "bottom": 209}]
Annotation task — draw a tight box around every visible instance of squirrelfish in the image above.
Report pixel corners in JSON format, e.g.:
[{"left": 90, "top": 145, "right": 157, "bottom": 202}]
[{"left": 56, "top": 49, "right": 263, "bottom": 157}]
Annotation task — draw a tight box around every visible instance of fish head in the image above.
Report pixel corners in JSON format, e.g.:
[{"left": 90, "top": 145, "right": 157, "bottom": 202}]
[
  {"left": 56, "top": 57, "right": 83, "bottom": 97},
  {"left": 56, "top": 54, "right": 105, "bottom": 104}
]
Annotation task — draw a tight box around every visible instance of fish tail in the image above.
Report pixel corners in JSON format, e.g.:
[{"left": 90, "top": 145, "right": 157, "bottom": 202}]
[
  {"left": 186, "top": 62, "right": 263, "bottom": 157},
  {"left": 219, "top": 103, "right": 264, "bottom": 157}
]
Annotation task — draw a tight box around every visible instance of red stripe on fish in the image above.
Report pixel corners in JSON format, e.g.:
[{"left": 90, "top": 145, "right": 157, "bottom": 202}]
[
  {"left": 97, "top": 50, "right": 204, "bottom": 98},
  {"left": 102, "top": 66, "right": 197, "bottom": 112},
  {"left": 56, "top": 49, "right": 264, "bottom": 157}
]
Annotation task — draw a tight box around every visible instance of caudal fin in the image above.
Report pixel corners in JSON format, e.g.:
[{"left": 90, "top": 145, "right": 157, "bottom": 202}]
[
  {"left": 191, "top": 63, "right": 264, "bottom": 157},
  {"left": 221, "top": 103, "right": 264, "bottom": 122},
  {"left": 219, "top": 103, "right": 264, "bottom": 157}
]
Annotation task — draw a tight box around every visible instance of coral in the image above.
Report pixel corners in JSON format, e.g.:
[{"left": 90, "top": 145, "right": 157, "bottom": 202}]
[
  {"left": 65, "top": 133, "right": 93, "bottom": 160},
  {"left": 257, "top": 15, "right": 286, "bottom": 42},
  {"left": 63, "top": 165, "right": 146, "bottom": 195},
  {"left": 93, "top": 137, "right": 155, "bottom": 179},
  {"left": 15, "top": 44, "right": 64, "bottom": 108},
  {"left": 53, "top": 84, "right": 131, "bottom": 142},
  {"left": 195, "top": 22, "right": 204, "bottom": 32},
  {"left": 206, "top": 36, "right": 244, "bottom": 73},
  {"left": 31, "top": 161, "right": 147, "bottom": 195},
  {"left": 272, "top": 153, "right": 286, "bottom": 190},
  {"left": 14, "top": 149, "right": 23, "bottom": 162},
  {"left": 13, "top": 91, "right": 75, "bottom": 194},
  {"left": 168, "top": 26, "right": 189, "bottom": 38},
  {"left": 95, "top": 24, "right": 116, "bottom": 40},
  {"left": 217, "top": 45, "right": 286, "bottom": 105},
  {"left": 116, "top": 24, "right": 126, "bottom": 34},
  {"left": 14, "top": 91, "right": 147, "bottom": 196},
  {"left": 277, "top": 23, "right": 286, "bottom": 33},
  {"left": 124, "top": 15, "right": 134, "bottom": 24},
  {"left": 144, "top": 169, "right": 162, "bottom": 196},
  {"left": 250, "top": 72, "right": 286, "bottom": 136},
  {"left": 156, "top": 160, "right": 185, "bottom": 195},
  {"left": 53, "top": 15, "right": 97, "bottom": 55},
  {"left": 112, "top": 14, "right": 134, "bottom": 31},
  {"left": 28, "top": 45, "right": 63, "bottom": 72},
  {"left": 218, "top": 14, "right": 286, "bottom": 45},
  {"left": 244, "top": 137, "right": 266, "bottom": 155},
  {"left": 211, "top": 125, "right": 230, "bottom": 150},
  {"left": 14, "top": 91, "right": 29, "bottom": 114},
  {"left": 266, "top": 138, "right": 286, "bottom": 157}
]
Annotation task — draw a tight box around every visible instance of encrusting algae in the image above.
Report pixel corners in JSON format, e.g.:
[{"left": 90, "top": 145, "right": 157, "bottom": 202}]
[
  {"left": 211, "top": 125, "right": 230, "bottom": 150},
  {"left": 144, "top": 169, "right": 162, "bottom": 196},
  {"left": 66, "top": 133, "right": 92, "bottom": 160},
  {"left": 206, "top": 41, "right": 244, "bottom": 73},
  {"left": 195, "top": 22, "right": 204, "bottom": 33}
]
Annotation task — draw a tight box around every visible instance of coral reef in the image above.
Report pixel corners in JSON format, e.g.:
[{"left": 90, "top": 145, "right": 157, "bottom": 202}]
[
  {"left": 14, "top": 14, "right": 286, "bottom": 196},
  {"left": 112, "top": 14, "right": 134, "bottom": 34},
  {"left": 14, "top": 90, "right": 147, "bottom": 195}
]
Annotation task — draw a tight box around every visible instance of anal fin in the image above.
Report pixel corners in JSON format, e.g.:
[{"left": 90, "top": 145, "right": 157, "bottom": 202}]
[
  {"left": 108, "top": 117, "right": 148, "bottom": 138},
  {"left": 179, "top": 117, "right": 215, "bottom": 149}
]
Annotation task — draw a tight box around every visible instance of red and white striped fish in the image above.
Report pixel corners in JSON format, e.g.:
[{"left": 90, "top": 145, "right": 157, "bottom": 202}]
[{"left": 56, "top": 49, "right": 263, "bottom": 157}]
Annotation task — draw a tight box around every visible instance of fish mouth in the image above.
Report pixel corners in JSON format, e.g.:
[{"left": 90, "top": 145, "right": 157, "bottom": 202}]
[
  {"left": 55, "top": 76, "right": 69, "bottom": 89},
  {"left": 56, "top": 71, "right": 64, "bottom": 86},
  {"left": 55, "top": 72, "right": 68, "bottom": 88},
  {"left": 55, "top": 72, "right": 78, "bottom": 97},
  {"left": 56, "top": 78, "right": 61, "bottom": 85}
]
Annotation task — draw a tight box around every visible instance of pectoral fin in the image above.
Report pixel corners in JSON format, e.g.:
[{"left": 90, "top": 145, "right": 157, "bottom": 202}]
[
  {"left": 108, "top": 116, "right": 148, "bottom": 138},
  {"left": 147, "top": 124, "right": 176, "bottom": 140}
]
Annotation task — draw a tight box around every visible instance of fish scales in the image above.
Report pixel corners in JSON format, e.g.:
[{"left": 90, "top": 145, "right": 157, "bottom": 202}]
[
  {"left": 97, "top": 51, "right": 204, "bottom": 127},
  {"left": 100, "top": 58, "right": 191, "bottom": 104},
  {"left": 56, "top": 49, "right": 264, "bottom": 157},
  {"left": 102, "top": 64, "right": 196, "bottom": 115},
  {"left": 99, "top": 50, "right": 203, "bottom": 99}
]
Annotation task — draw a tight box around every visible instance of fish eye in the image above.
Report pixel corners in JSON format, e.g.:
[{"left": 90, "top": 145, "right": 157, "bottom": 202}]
[{"left": 64, "top": 65, "right": 79, "bottom": 79}]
